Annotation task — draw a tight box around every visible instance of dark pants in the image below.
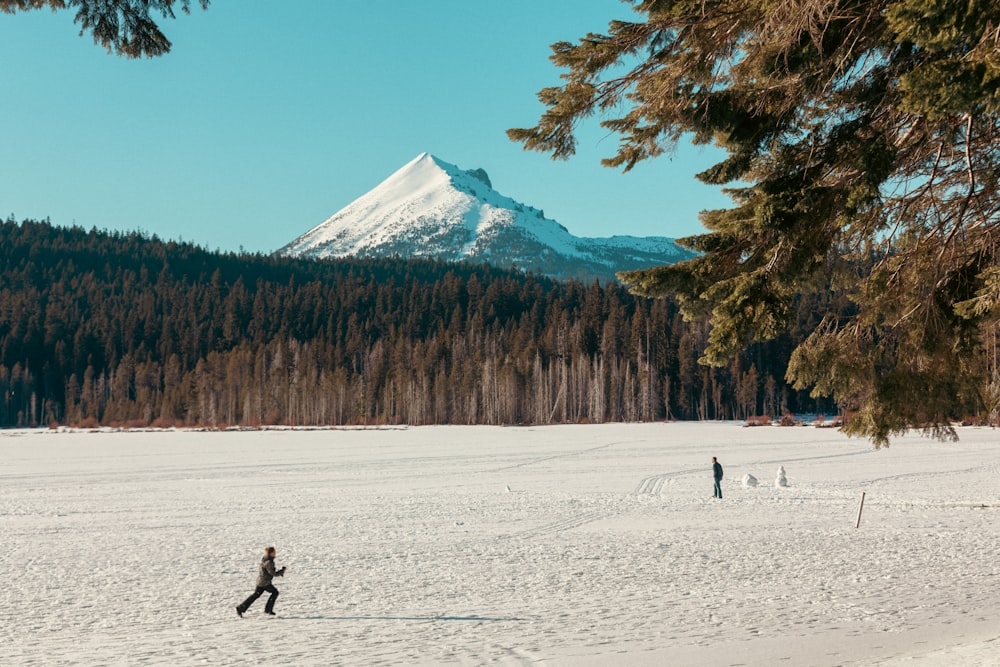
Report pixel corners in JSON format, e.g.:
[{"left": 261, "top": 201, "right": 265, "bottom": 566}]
[
  {"left": 713, "top": 479, "right": 723, "bottom": 499},
  {"left": 238, "top": 584, "right": 279, "bottom": 614}
]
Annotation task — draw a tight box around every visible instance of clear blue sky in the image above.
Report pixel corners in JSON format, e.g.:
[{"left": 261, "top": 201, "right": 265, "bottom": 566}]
[{"left": 0, "top": 1, "right": 729, "bottom": 253}]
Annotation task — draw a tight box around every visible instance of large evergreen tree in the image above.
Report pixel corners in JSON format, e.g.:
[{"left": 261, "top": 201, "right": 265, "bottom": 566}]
[
  {"left": 509, "top": 0, "right": 1000, "bottom": 444},
  {"left": 0, "top": 0, "right": 209, "bottom": 57}
]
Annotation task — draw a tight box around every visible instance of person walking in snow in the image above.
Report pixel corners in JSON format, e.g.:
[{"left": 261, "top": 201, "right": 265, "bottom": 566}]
[
  {"left": 712, "top": 457, "right": 724, "bottom": 499},
  {"left": 236, "top": 546, "right": 286, "bottom": 617}
]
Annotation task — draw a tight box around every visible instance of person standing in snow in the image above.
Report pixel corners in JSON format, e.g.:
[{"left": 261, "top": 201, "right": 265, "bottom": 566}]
[
  {"left": 712, "top": 457, "right": 724, "bottom": 499},
  {"left": 236, "top": 546, "right": 286, "bottom": 617}
]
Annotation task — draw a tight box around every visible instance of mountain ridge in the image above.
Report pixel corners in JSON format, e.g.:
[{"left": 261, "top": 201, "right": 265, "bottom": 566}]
[{"left": 279, "top": 153, "right": 695, "bottom": 281}]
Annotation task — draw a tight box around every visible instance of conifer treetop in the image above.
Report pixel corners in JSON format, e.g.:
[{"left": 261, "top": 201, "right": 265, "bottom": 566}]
[{"left": 1, "top": 0, "right": 210, "bottom": 57}]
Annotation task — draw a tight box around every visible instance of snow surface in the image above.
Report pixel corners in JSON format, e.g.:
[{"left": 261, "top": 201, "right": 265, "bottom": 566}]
[
  {"left": 2, "top": 422, "right": 999, "bottom": 666},
  {"left": 278, "top": 153, "right": 695, "bottom": 281}
]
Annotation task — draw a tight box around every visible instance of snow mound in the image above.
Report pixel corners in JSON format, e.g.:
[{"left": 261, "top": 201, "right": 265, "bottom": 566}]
[{"left": 742, "top": 473, "right": 758, "bottom": 488}]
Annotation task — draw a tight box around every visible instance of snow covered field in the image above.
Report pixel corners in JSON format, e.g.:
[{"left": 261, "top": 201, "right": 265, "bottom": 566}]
[{"left": 2, "top": 423, "right": 998, "bottom": 666}]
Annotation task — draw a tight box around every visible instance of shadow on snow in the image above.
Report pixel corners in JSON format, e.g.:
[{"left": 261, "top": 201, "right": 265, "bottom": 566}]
[{"left": 279, "top": 615, "right": 527, "bottom": 622}]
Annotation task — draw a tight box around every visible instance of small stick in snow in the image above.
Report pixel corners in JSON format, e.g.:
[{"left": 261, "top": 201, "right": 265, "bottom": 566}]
[{"left": 855, "top": 491, "right": 866, "bottom": 529}]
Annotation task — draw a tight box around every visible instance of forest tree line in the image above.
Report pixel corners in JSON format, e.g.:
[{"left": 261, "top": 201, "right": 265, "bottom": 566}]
[{"left": 1, "top": 218, "right": 843, "bottom": 428}]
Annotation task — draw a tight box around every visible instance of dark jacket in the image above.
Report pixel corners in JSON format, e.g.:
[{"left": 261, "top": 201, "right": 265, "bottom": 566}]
[
  {"left": 713, "top": 462, "right": 724, "bottom": 481},
  {"left": 256, "top": 556, "right": 284, "bottom": 588}
]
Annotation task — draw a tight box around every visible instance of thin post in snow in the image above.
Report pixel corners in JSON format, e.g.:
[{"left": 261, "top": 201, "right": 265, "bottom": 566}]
[{"left": 855, "top": 491, "right": 866, "bottom": 529}]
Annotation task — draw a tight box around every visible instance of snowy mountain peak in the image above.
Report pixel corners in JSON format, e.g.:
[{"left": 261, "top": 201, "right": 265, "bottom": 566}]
[
  {"left": 279, "top": 154, "right": 695, "bottom": 282},
  {"left": 391, "top": 153, "right": 494, "bottom": 197}
]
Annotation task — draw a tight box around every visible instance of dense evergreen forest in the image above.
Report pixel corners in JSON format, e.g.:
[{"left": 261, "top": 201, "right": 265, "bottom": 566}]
[{"left": 0, "top": 218, "right": 836, "bottom": 428}]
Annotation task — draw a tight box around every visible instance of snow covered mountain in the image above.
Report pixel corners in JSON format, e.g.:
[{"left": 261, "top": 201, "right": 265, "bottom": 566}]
[{"left": 279, "top": 153, "right": 695, "bottom": 282}]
